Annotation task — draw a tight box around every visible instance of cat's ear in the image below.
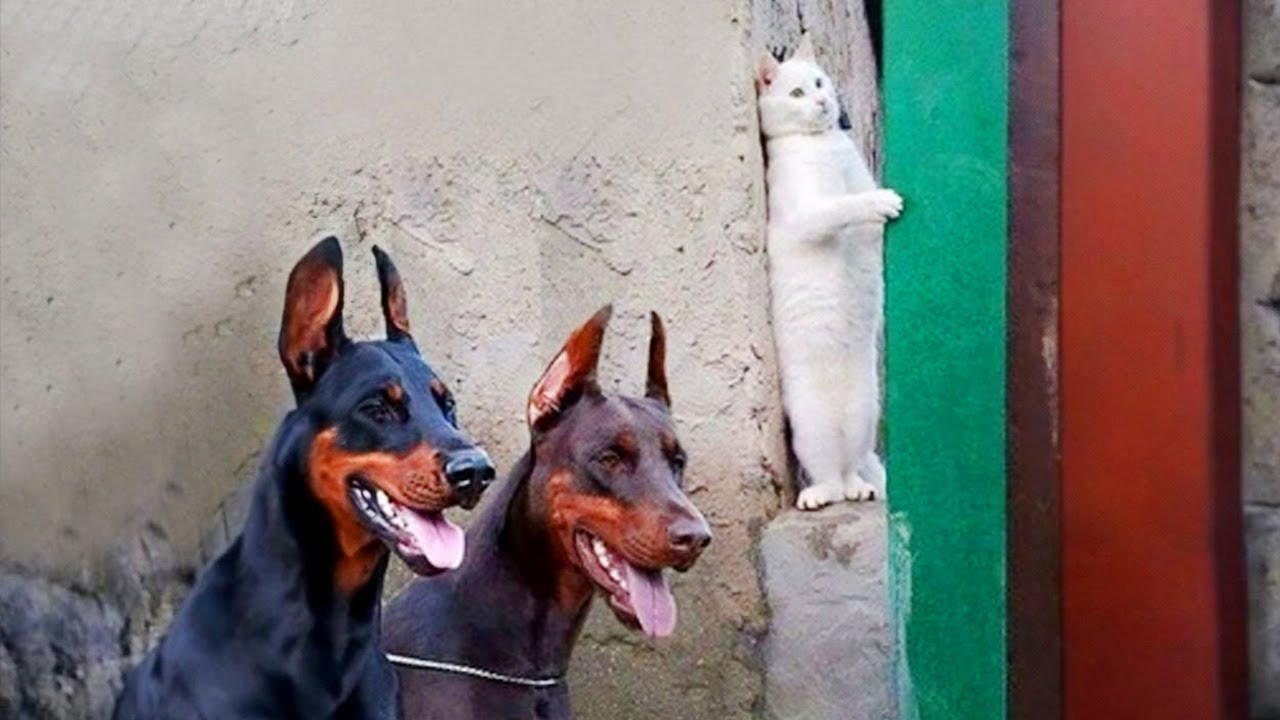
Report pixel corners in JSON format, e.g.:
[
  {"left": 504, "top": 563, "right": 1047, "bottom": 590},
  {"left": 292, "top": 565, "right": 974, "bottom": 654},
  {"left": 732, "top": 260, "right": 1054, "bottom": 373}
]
[
  {"left": 756, "top": 52, "right": 780, "bottom": 91},
  {"left": 793, "top": 33, "right": 816, "bottom": 61}
]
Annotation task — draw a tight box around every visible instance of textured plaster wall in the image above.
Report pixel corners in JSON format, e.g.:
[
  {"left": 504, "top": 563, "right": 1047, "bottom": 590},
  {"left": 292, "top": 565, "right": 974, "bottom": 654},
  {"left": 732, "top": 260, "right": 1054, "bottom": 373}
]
[
  {"left": 1242, "top": 0, "right": 1280, "bottom": 716},
  {"left": 0, "top": 1, "right": 880, "bottom": 717},
  {"left": 0, "top": 0, "right": 776, "bottom": 577}
]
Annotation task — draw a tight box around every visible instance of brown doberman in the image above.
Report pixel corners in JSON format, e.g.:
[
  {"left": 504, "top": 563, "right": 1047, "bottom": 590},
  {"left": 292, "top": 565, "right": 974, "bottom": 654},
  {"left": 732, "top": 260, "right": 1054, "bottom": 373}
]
[
  {"left": 113, "top": 238, "right": 494, "bottom": 719},
  {"left": 381, "top": 306, "right": 712, "bottom": 719}
]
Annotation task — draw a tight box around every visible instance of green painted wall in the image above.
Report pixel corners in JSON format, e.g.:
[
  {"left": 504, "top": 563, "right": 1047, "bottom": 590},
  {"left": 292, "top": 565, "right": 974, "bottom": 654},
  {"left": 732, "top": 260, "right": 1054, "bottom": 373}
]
[{"left": 882, "top": 1, "right": 1009, "bottom": 718}]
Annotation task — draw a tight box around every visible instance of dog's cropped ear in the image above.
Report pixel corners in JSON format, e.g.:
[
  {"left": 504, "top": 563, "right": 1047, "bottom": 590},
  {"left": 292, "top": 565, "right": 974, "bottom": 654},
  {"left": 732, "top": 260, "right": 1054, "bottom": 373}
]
[
  {"left": 756, "top": 51, "right": 780, "bottom": 91},
  {"left": 645, "top": 311, "right": 670, "bottom": 408},
  {"left": 793, "top": 32, "right": 816, "bottom": 61},
  {"left": 372, "top": 246, "right": 412, "bottom": 342},
  {"left": 278, "top": 237, "right": 349, "bottom": 400},
  {"left": 528, "top": 305, "right": 612, "bottom": 432}
]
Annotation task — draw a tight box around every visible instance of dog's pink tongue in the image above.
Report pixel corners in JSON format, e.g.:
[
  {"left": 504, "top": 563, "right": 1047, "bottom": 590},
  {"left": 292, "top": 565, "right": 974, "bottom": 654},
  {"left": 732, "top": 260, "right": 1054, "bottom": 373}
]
[
  {"left": 401, "top": 511, "right": 464, "bottom": 570},
  {"left": 624, "top": 563, "right": 677, "bottom": 638}
]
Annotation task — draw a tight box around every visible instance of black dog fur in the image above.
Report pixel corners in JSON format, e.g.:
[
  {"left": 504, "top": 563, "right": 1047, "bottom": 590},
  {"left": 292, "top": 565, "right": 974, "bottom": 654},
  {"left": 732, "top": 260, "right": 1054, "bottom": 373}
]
[{"left": 112, "top": 238, "right": 492, "bottom": 719}]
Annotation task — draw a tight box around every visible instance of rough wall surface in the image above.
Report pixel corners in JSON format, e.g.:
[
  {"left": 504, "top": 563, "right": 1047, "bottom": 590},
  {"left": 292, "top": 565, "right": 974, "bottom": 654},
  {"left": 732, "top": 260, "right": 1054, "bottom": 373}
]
[
  {"left": 1243, "top": 0, "right": 1280, "bottom": 716},
  {"left": 0, "top": 525, "right": 189, "bottom": 718},
  {"left": 0, "top": 0, "right": 881, "bottom": 717},
  {"left": 0, "top": 0, "right": 780, "bottom": 582},
  {"left": 0, "top": 571, "right": 125, "bottom": 719}
]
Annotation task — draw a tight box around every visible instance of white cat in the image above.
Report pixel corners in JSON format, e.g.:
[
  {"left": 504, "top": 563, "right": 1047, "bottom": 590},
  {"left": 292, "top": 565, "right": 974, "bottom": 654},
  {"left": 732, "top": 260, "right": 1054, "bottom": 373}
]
[{"left": 757, "top": 34, "right": 903, "bottom": 511}]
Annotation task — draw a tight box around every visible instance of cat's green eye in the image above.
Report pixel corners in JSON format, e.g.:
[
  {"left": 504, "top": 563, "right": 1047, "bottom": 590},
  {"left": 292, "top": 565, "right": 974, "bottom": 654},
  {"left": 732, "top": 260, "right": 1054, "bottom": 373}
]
[{"left": 790, "top": 87, "right": 804, "bottom": 98}]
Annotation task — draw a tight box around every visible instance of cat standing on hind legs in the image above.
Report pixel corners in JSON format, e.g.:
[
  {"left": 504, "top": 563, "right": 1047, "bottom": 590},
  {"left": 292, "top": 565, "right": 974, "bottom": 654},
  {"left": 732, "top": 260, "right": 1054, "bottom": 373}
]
[{"left": 757, "top": 33, "right": 903, "bottom": 511}]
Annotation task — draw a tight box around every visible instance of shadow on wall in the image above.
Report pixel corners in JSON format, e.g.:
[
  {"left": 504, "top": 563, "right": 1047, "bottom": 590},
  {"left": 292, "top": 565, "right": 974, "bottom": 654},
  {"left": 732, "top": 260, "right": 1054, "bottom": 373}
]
[
  {"left": 3, "top": 235, "right": 288, "bottom": 581},
  {"left": 0, "top": 232, "right": 290, "bottom": 716}
]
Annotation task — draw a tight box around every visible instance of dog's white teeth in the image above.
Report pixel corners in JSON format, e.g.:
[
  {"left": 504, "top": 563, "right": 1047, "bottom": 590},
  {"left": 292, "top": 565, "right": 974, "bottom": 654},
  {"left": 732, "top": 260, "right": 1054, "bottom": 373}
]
[
  {"left": 589, "top": 537, "right": 628, "bottom": 585},
  {"left": 594, "top": 542, "right": 612, "bottom": 562},
  {"left": 375, "top": 490, "right": 396, "bottom": 516},
  {"left": 591, "top": 539, "right": 615, "bottom": 568}
]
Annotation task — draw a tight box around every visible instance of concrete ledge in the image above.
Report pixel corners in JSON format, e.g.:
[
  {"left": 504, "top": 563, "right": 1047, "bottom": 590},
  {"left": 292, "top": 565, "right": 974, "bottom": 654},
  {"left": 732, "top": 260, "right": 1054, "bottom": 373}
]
[{"left": 761, "top": 503, "right": 893, "bottom": 720}]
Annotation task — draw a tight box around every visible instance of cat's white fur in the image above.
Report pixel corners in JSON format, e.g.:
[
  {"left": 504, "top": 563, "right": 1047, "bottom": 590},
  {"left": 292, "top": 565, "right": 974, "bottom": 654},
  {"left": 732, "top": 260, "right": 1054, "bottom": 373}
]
[{"left": 757, "top": 34, "right": 902, "bottom": 511}]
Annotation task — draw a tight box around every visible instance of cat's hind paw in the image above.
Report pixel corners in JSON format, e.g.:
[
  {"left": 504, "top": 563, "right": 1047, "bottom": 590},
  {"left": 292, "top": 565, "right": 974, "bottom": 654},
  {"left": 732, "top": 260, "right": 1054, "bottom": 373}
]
[
  {"left": 864, "top": 189, "right": 904, "bottom": 223},
  {"left": 796, "top": 484, "right": 845, "bottom": 511},
  {"left": 843, "top": 476, "right": 878, "bottom": 502}
]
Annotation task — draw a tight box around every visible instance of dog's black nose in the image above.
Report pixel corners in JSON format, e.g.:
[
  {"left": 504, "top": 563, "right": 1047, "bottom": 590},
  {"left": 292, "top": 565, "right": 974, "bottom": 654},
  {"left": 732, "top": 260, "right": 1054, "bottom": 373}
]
[
  {"left": 444, "top": 448, "right": 495, "bottom": 509},
  {"left": 667, "top": 517, "right": 712, "bottom": 556}
]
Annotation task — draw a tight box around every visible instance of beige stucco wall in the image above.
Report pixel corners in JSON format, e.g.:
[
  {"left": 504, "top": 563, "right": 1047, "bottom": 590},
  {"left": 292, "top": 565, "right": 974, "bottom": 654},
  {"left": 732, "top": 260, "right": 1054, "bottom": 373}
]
[
  {"left": 0, "top": 0, "right": 783, "bottom": 572},
  {"left": 1242, "top": 0, "right": 1280, "bottom": 716},
  {"left": 0, "top": 1, "right": 888, "bottom": 717}
]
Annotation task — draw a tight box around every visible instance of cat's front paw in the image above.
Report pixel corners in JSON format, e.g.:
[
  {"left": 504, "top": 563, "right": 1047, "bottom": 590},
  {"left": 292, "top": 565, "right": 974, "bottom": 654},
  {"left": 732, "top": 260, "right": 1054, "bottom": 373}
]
[
  {"left": 843, "top": 476, "right": 878, "bottom": 502},
  {"left": 866, "top": 189, "right": 904, "bottom": 223},
  {"left": 797, "top": 484, "right": 844, "bottom": 511}
]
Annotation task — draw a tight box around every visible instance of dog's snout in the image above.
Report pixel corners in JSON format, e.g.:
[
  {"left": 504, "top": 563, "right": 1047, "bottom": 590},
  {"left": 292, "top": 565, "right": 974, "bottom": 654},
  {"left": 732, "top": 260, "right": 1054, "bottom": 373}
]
[
  {"left": 667, "top": 516, "right": 712, "bottom": 557},
  {"left": 444, "top": 448, "right": 495, "bottom": 509}
]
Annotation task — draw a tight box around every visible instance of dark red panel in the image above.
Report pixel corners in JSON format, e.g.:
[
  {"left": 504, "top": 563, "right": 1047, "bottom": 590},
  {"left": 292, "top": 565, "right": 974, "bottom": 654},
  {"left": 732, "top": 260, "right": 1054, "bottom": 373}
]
[{"left": 1061, "top": 0, "right": 1245, "bottom": 718}]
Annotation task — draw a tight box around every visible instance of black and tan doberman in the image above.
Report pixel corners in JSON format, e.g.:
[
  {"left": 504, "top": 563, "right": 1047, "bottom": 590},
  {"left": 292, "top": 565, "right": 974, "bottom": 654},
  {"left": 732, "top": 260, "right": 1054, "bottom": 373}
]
[
  {"left": 113, "top": 237, "right": 495, "bottom": 720},
  {"left": 382, "top": 306, "right": 712, "bottom": 719}
]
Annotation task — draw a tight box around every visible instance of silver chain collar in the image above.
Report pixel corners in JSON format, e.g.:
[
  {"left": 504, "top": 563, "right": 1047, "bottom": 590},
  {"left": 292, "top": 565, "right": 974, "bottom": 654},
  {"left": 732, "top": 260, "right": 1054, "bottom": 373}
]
[{"left": 385, "top": 653, "right": 562, "bottom": 688}]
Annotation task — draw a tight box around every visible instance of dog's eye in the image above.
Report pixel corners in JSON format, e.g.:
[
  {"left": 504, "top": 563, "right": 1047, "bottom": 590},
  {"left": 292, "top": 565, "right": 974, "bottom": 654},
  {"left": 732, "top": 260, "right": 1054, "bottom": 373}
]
[
  {"left": 815, "top": 77, "right": 823, "bottom": 88},
  {"left": 431, "top": 384, "right": 458, "bottom": 425},
  {"left": 670, "top": 453, "right": 687, "bottom": 473},
  {"left": 790, "top": 87, "right": 804, "bottom": 98},
  {"left": 439, "top": 394, "right": 457, "bottom": 424},
  {"left": 359, "top": 398, "right": 399, "bottom": 425},
  {"left": 598, "top": 450, "right": 622, "bottom": 471}
]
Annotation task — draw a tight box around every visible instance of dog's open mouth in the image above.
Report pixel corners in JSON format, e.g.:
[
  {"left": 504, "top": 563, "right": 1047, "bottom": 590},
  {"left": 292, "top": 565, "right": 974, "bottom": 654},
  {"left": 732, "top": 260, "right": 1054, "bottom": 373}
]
[
  {"left": 348, "top": 478, "right": 464, "bottom": 576},
  {"left": 573, "top": 530, "right": 676, "bottom": 638}
]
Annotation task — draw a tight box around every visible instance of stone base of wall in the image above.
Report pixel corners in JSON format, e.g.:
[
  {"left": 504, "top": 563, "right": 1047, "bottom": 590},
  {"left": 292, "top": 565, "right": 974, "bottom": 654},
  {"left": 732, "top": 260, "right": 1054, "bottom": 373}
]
[
  {"left": 761, "top": 503, "right": 893, "bottom": 720},
  {"left": 1247, "top": 506, "right": 1280, "bottom": 719},
  {"left": 0, "top": 526, "right": 192, "bottom": 720}
]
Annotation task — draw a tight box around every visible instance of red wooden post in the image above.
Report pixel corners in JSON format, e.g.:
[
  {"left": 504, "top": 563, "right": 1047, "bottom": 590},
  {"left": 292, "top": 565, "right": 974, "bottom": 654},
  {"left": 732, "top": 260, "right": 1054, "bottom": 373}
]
[{"left": 1060, "top": 0, "right": 1246, "bottom": 717}]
